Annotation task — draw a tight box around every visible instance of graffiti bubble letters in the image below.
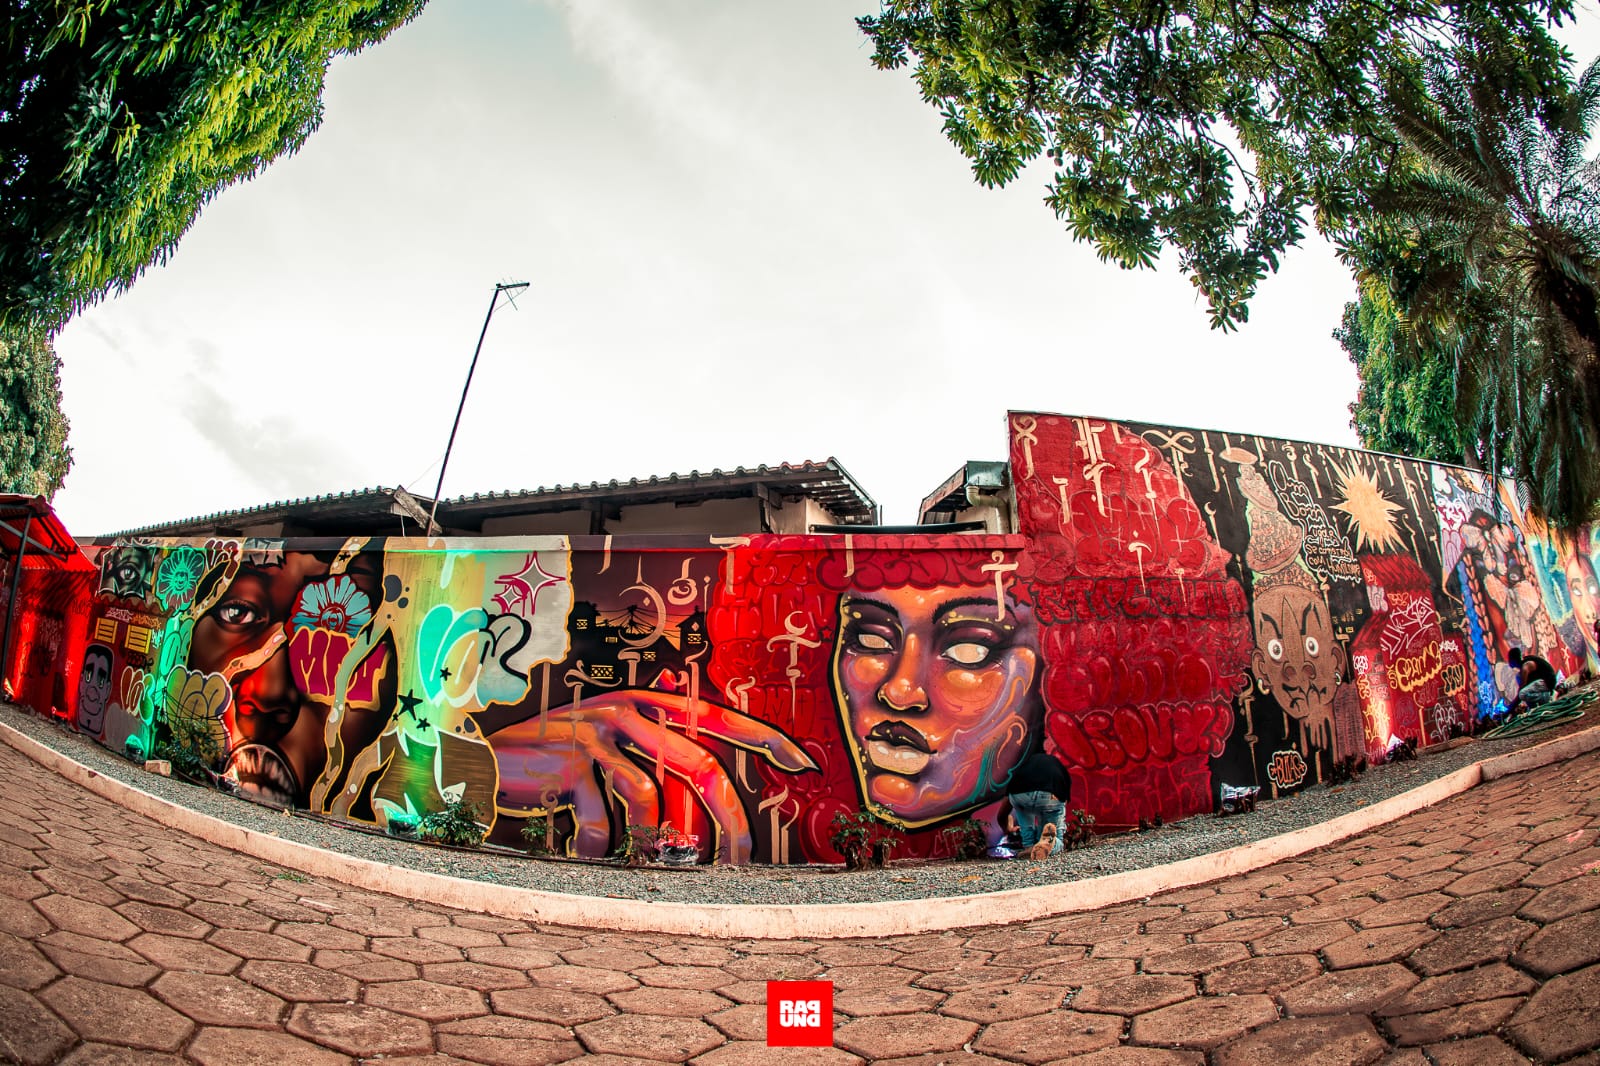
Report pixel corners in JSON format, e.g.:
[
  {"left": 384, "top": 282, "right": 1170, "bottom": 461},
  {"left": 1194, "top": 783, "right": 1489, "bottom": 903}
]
[
  {"left": 1266, "top": 748, "right": 1309, "bottom": 789},
  {"left": 288, "top": 627, "right": 388, "bottom": 707},
  {"left": 1033, "top": 577, "right": 1247, "bottom": 625},
  {"left": 1386, "top": 642, "right": 1443, "bottom": 695}
]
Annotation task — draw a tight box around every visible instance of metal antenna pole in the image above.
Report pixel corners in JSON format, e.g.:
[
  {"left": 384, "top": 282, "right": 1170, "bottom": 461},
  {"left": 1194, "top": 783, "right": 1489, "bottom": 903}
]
[{"left": 426, "top": 281, "right": 529, "bottom": 536}]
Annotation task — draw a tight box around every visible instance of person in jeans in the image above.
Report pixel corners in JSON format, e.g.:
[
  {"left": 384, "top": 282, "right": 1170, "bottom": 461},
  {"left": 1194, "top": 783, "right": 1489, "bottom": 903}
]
[{"left": 1006, "top": 751, "right": 1072, "bottom": 855}]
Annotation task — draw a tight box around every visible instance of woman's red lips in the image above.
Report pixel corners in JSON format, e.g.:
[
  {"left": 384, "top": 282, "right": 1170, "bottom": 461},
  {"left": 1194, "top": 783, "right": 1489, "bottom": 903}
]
[{"left": 866, "top": 720, "right": 932, "bottom": 753}]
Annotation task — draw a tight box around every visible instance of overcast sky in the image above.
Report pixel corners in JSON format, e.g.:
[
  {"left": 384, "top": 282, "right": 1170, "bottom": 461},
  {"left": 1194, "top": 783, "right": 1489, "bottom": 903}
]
[{"left": 48, "top": 0, "right": 1600, "bottom": 536}]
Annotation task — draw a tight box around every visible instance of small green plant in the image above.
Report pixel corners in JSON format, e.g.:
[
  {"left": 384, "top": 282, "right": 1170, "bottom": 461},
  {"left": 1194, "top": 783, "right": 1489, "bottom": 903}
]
[
  {"left": 938, "top": 818, "right": 991, "bottom": 861},
  {"left": 418, "top": 798, "right": 487, "bottom": 848},
  {"left": 1062, "top": 809, "right": 1096, "bottom": 850},
  {"left": 613, "top": 823, "right": 665, "bottom": 866},
  {"left": 154, "top": 706, "right": 222, "bottom": 783},
  {"left": 830, "top": 808, "right": 905, "bottom": 870},
  {"left": 521, "top": 810, "right": 558, "bottom": 856}
]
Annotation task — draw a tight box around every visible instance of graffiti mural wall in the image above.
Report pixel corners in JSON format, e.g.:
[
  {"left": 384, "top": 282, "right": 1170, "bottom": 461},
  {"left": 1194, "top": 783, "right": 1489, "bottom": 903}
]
[
  {"left": 1009, "top": 412, "right": 1595, "bottom": 824},
  {"left": 25, "top": 409, "right": 1598, "bottom": 864}
]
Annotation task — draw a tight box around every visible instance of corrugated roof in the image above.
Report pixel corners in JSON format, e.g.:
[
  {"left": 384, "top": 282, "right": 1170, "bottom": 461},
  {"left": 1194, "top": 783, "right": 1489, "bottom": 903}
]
[{"left": 105, "top": 459, "right": 879, "bottom": 537}]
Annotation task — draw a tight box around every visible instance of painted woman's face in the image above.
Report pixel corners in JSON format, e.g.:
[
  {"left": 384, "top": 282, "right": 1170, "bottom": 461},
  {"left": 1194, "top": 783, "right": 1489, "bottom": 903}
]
[
  {"left": 1567, "top": 555, "right": 1599, "bottom": 653},
  {"left": 833, "top": 582, "right": 1042, "bottom": 827}
]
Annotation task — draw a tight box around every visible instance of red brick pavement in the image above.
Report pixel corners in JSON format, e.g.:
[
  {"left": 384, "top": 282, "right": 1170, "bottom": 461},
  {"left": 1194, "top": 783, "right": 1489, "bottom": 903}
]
[{"left": 0, "top": 741, "right": 1597, "bottom": 1064}]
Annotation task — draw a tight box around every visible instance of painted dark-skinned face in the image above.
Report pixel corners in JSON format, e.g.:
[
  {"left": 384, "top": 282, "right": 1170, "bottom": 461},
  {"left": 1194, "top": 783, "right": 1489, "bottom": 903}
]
[
  {"left": 833, "top": 583, "right": 1042, "bottom": 828},
  {"left": 1251, "top": 583, "right": 1344, "bottom": 722},
  {"left": 77, "top": 646, "right": 113, "bottom": 734},
  {"left": 190, "top": 553, "right": 383, "bottom": 807}
]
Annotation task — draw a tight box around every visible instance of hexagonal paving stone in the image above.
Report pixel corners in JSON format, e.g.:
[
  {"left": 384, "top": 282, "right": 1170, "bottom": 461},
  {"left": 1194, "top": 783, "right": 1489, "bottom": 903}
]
[
  {"left": 633, "top": 964, "right": 731, "bottom": 991},
  {"left": 53, "top": 1044, "right": 185, "bottom": 1065},
  {"left": 1409, "top": 916, "right": 1538, "bottom": 976},
  {"left": 1377, "top": 962, "right": 1537, "bottom": 1018},
  {"left": 129, "top": 929, "right": 243, "bottom": 975},
  {"left": 1512, "top": 910, "right": 1600, "bottom": 977},
  {"left": 151, "top": 971, "right": 285, "bottom": 1028},
  {"left": 1203, "top": 953, "right": 1322, "bottom": 996},
  {"left": 238, "top": 959, "right": 359, "bottom": 1003},
  {"left": 1425, "top": 1034, "right": 1534, "bottom": 1066},
  {"left": 115, "top": 901, "right": 212, "bottom": 940},
  {"left": 365, "top": 978, "right": 488, "bottom": 1021},
  {"left": 0, "top": 984, "right": 76, "bottom": 1065},
  {"left": 1141, "top": 942, "right": 1249, "bottom": 975},
  {"left": 1517, "top": 869, "right": 1600, "bottom": 923},
  {"left": 1215, "top": 1014, "right": 1387, "bottom": 1066},
  {"left": 39, "top": 976, "right": 194, "bottom": 1051},
  {"left": 1279, "top": 964, "right": 1418, "bottom": 1016},
  {"left": 1433, "top": 888, "right": 1536, "bottom": 928},
  {"left": 693, "top": 1044, "right": 863, "bottom": 1066},
  {"left": 286, "top": 1002, "right": 434, "bottom": 1057},
  {"left": 491, "top": 985, "right": 616, "bottom": 1025},
  {"left": 1385, "top": 996, "right": 1524, "bottom": 1046},
  {"left": 973, "top": 1010, "right": 1123, "bottom": 1064},
  {"left": 34, "top": 894, "right": 139, "bottom": 941},
  {"left": 939, "top": 984, "right": 1063, "bottom": 1023},
  {"left": 313, "top": 948, "right": 419, "bottom": 983},
  {"left": 576, "top": 1012, "right": 723, "bottom": 1061},
  {"left": 1071, "top": 974, "right": 1196, "bottom": 1016},
  {"left": 1321, "top": 924, "right": 1438, "bottom": 969},
  {"left": 186, "top": 1027, "right": 353, "bottom": 1065},
  {"left": 607, "top": 985, "right": 731, "bottom": 1017},
  {"left": 835, "top": 1013, "right": 979, "bottom": 1060},
  {"left": 437, "top": 1014, "right": 583, "bottom": 1066},
  {"left": 1128, "top": 994, "right": 1280, "bottom": 1049},
  {"left": 0, "top": 930, "right": 60, "bottom": 991},
  {"left": 830, "top": 985, "right": 945, "bottom": 1018},
  {"left": 1505, "top": 962, "right": 1600, "bottom": 1061},
  {"left": 529, "top": 963, "right": 638, "bottom": 994}
]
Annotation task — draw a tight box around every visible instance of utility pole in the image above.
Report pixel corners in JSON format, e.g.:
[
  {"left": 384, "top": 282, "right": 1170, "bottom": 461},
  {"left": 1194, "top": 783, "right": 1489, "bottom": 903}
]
[{"left": 426, "top": 281, "right": 529, "bottom": 537}]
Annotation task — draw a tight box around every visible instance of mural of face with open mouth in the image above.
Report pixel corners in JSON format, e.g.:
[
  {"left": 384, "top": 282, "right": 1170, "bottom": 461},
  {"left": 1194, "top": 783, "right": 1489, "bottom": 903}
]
[
  {"left": 833, "top": 582, "right": 1042, "bottom": 827},
  {"left": 189, "top": 551, "right": 385, "bottom": 809}
]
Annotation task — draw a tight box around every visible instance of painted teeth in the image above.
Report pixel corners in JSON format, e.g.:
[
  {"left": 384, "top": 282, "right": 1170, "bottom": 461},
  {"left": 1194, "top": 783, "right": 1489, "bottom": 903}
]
[{"left": 224, "top": 744, "right": 298, "bottom": 806}]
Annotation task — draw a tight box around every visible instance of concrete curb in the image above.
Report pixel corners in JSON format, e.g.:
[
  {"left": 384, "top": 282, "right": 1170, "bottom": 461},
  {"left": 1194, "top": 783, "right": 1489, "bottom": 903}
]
[{"left": 4, "top": 719, "right": 1597, "bottom": 940}]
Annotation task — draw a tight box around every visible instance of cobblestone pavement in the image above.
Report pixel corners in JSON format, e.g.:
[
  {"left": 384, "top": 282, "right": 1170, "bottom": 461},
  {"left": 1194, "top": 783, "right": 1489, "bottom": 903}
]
[{"left": 0, "top": 741, "right": 1598, "bottom": 1065}]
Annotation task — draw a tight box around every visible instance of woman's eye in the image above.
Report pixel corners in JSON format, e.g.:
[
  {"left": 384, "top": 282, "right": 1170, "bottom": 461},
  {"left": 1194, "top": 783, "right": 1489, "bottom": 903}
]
[
  {"left": 945, "top": 642, "right": 993, "bottom": 666},
  {"left": 853, "top": 631, "right": 893, "bottom": 653},
  {"left": 1305, "top": 636, "right": 1320, "bottom": 656},
  {"left": 1267, "top": 639, "right": 1284, "bottom": 661},
  {"left": 215, "top": 601, "right": 263, "bottom": 626}
]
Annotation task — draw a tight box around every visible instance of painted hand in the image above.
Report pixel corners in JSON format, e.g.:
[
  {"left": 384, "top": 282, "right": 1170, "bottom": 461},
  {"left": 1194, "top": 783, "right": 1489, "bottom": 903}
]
[{"left": 491, "top": 691, "right": 816, "bottom": 864}]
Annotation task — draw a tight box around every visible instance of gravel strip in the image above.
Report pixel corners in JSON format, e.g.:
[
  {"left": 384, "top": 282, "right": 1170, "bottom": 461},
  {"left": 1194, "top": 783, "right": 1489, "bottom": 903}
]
[{"left": 2, "top": 698, "right": 1593, "bottom": 907}]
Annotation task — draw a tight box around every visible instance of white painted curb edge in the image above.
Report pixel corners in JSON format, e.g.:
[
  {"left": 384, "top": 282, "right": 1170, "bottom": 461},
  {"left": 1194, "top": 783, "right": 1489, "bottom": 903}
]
[{"left": 3, "top": 719, "right": 1596, "bottom": 940}]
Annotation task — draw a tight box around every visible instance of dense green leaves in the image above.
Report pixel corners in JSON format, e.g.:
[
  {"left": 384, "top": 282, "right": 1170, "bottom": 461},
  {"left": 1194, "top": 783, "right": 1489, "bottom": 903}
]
[
  {"left": 1355, "top": 52, "right": 1600, "bottom": 529},
  {"left": 1, "top": 0, "right": 428, "bottom": 331},
  {"left": 858, "top": 0, "right": 1574, "bottom": 328},
  {"left": 0, "top": 324, "right": 72, "bottom": 498},
  {"left": 1337, "top": 289, "right": 1471, "bottom": 465}
]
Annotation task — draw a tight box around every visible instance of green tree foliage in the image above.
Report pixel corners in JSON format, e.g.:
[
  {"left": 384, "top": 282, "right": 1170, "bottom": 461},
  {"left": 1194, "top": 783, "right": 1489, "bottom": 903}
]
[
  {"left": 1337, "top": 289, "right": 1469, "bottom": 466},
  {"left": 0, "top": 0, "right": 428, "bottom": 331},
  {"left": 0, "top": 324, "right": 72, "bottom": 498},
  {"left": 857, "top": 0, "right": 1573, "bottom": 329},
  {"left": 1360, "top": 52, "right": 1600, "bottom": 529}
]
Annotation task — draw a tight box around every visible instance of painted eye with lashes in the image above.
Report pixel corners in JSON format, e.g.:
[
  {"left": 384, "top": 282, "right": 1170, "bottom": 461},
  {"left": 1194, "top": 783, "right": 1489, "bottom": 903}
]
[
  {"left": 213, "top": 599, "right": 267, "bottom": 628},
  {"left": 854, "top": 631, "right": 894, "bottom": 652},
  {"left": 944, "top": 642, "right": 993, "bottom": 666}
]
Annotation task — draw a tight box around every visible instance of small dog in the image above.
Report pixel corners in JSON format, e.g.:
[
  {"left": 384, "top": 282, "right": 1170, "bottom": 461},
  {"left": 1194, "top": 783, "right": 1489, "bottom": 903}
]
[{"left": 1027, "top": 823, "right": 1058, "bottom": 860}]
